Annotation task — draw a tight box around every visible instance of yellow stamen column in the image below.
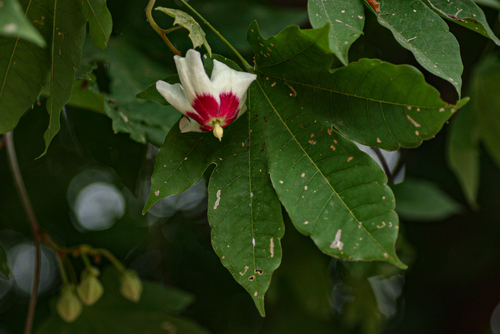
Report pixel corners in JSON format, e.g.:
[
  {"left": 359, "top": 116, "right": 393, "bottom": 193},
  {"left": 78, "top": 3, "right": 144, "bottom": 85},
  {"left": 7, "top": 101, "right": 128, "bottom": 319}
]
[{"left": 213, "top": 122, "right": 223, "bottom": 141}]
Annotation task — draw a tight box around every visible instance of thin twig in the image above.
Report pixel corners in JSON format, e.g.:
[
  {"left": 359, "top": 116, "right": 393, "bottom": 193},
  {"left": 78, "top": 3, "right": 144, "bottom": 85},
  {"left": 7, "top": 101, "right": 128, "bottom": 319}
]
[
  {"left": 146, "top": 0, "right": 182, "bottom": 56},
  {"left": 5, "top": 131, "right": 41, "bottom": 334},
  {"left": 371, "top": 147, "right": 393, "bottom": 182}
]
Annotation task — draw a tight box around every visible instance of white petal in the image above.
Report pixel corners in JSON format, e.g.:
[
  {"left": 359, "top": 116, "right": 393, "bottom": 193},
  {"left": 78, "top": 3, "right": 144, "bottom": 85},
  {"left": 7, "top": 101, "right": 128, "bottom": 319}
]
[
  {"left": 156, "top": 81, "right": 196, "bottom": 116},
  {"left": 175, "top": 50, "right": 217, "bottom": 103},
  {"left": 179, "top": 116, "right": 203, "bottom": 133},
  {"left": 211, "top": 60, "right": 257, "bottom": 99}
]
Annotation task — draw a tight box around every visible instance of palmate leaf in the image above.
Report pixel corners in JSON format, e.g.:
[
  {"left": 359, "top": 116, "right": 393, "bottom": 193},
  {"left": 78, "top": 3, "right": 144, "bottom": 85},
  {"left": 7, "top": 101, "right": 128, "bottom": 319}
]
[
  {"left": 142, "top": 20, "right": 469, "bottom": 314},
  {"left": 308, "top": 0, "right": 364, "bottom": 65},
  {"left": 367, "top": 0, "right": 464, "bottom": 97},
  {"left": 423, "top": 0, "right": 500, "bottom": 46},
  {"left": 248, "top": 22, "right": 405, "bottom": 268}
]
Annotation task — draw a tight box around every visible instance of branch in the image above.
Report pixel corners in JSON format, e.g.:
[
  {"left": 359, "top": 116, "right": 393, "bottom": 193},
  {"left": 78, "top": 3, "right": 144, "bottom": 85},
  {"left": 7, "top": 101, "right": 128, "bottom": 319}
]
[{"left": 5, "top": 131, "right": 42, "bottom": 334}]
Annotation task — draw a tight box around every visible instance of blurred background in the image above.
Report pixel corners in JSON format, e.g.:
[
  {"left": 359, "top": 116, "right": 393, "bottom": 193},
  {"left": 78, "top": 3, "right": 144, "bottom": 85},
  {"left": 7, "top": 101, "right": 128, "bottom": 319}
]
[{"left": 1, "top": 0, "right": 500, "bottom": 333}]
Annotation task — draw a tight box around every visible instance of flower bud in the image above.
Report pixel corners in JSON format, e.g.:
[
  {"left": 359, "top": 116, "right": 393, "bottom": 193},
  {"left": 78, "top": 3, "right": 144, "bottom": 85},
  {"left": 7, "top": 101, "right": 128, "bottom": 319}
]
[
  {"left": 57, "top": 284, "right": 82, "bottom": 323},
  {"left": 76, "top": 267, "right": 103, "bottom": 306},
  {"left": 120, "top": 269, "right": 143, "bottom": 302}
]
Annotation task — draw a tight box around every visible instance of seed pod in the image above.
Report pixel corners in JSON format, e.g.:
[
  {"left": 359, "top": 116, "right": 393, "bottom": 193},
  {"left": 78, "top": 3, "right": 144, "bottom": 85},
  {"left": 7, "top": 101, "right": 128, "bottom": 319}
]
[
  {"left": 120, "top": 269, "right": 143, "bottom": 302},
  {"left": 57, "top": 284, "right": 83, "bottom": 323},
  {"left": 76, "top": 268, "right": 104, "bottom": 306}
]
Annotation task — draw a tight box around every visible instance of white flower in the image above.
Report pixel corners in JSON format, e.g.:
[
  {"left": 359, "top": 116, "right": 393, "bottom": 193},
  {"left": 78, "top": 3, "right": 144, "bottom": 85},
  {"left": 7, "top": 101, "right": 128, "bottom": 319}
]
[{"left": 156, "top": 49, "right": 257, "bottom": 141}]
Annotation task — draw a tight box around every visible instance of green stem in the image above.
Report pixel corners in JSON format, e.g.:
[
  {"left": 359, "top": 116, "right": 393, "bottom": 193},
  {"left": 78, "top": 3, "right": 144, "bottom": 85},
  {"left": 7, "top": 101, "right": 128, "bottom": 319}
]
[
  {"left": 80, "top": 252, "right": 93, "bottom": 270},
  {"left": 96, "top": 248, "right": 126, "bottom": 272},
  {"left": 177, "top": 0, "right": 253, "bottom": 72},
  {"left": 146, "top": 0, "right": 182, "bottom": 56},
  {"left": 56, "top": 255, "right": 69, "bottom": 286}
]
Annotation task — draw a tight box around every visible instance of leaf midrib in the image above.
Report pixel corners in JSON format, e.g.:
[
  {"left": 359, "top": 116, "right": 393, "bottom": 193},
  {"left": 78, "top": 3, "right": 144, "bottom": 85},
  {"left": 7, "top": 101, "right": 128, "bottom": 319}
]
[{"left": 255, "top": 80, "right": 390, "bottom": 255}]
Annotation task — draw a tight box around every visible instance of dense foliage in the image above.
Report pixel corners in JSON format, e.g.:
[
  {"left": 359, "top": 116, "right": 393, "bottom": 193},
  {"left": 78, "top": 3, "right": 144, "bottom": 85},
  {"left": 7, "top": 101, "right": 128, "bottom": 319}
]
[{"left": 1, "top": 0, "right": 500, "bottom": 333}]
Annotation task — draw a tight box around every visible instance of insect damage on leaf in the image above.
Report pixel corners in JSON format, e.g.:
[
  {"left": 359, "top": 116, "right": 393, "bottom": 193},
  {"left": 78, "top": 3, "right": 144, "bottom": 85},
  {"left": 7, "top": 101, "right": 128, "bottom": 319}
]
[{"left": 366, "top": 0, "right": 380, "bottom": 13}]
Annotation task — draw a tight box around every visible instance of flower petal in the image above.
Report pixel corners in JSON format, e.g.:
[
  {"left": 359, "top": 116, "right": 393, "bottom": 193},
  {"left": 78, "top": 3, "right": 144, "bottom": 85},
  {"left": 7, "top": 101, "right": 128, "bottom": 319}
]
[
  {"left": 179, "top": 116, "right": 203, "bottom": 133},
  {"left": 156, "top": 81, "right": 196, "bottom": 116},
  {"left": 211, "top": 60, "right": 257, "bottom": 100},
  {"left": 175, "top": 50, "right": 217, "bottom": 104}
]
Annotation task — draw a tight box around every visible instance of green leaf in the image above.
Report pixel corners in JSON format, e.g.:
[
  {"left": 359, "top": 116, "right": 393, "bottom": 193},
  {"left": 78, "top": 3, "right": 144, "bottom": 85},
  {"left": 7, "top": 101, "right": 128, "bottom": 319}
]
[
  {"left": 370, "top": 1, "right": 463, "bottom": 96},
  {"left": 0, "top": 0, "right": 51, "bottom": 134},
  {"left": 40, "top": 0, "right": 87, "bottom": 157},
  {"left": 82, "top": 0, "right": 112, "bottom": 49},
  {"left": 143, "top": 55, "right": 283, "bottom": 316},
  {"left": 307, "top": 0, "right": 364, "bottom": 65},
  {"left": 35, "top": 268, "right": 208, "bottom": 334},
  {"left": 392, "top": 178, "right": 463, "bottom": 222},
  {"left": 474, "top": 0, "right": 500, "bottom": 10},
  {"left": 137, "top": 74, "right": 179, "bottom": 107},
  {"left": 249, "top": 22, "right": 467, "bottom": 152},
  {"left": 83, "top": 39, "right": 180, "bottom": 146},
  {"left": 0, "top": 243, "right": 10, "bottom": 278},
  {"left": 155, "top": 7, "right": 211, "bottom": 57},
  {"left": 247, "top": 22, "right": 406, "bottom": 269},
  {"left": 423, "top": 0, "right": 500, "bottom": 46},
  {"left": 446, "top": 103, "right": 480, "bottom": 208},
  {"left": 0, "top": 0, "right": 46, "bottom": 47},
  {"left": 472, "top": 57, "right": 500, "bottom": 169}
]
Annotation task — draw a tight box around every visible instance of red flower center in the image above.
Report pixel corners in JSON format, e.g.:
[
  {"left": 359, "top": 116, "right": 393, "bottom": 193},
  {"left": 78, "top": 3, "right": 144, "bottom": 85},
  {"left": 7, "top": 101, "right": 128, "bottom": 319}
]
[{"left": 186, "top": 92, "right": 241, "bottom": 131}]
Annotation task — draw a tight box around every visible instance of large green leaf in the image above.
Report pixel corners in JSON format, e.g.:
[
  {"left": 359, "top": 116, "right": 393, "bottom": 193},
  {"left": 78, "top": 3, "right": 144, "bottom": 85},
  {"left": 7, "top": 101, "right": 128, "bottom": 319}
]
[
  {"left": 472, "top": 57, "right": 500, "bottom": 169},
  {"left": 0, "top": 0, "right": 51, "bottom": 134},
  {"left": 248, "top": 22, "right": 467, "bottom": 152},
  {"left": 0, "top": 243, "right": 10, "bottom": 278},
  {"left": 0, "top": 0, "right": 46, "bottom": 47},
  {"left": 35, "top": 268, "right": 208, "bottom": 334},
  {"left": 247, "top": 22, "right": 406, "bottom": 268},
  {"left": 308, "top": 0, "right": 364, "bottom": 65},
  {"left": 82, "top": 0, "right": 112, "bottom": 49},
  {"left": 40, "top": 0, "right": 87, "bottom": 157},
  {"left": 424, "top": 0, "right": 500, "bottom": 46},
  {"left": 446, "top": 103, "right": 480, "bottom": 208},
  {"left": 143, "top": 116, "right": 283, "bottom": 316},
  {"left": 474, "top": 0, "right": 500, "bottom": 9},
  {"left": 368, "top": 0, "right": 463, "bottom": 96}
]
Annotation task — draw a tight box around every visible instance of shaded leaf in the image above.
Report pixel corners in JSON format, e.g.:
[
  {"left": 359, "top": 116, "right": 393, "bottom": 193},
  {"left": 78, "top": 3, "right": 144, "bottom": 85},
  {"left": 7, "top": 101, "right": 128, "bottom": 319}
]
[
  {"left": 0, "top": 0, "right": 51, "bottom": 134},
  {"left": 474, "top": 0, "right": 500, "bottom": 10},
  {"left": 35, "top": 268, "right": 208, "bottom": 334},
  {"left": 155, "top": 7, "right": 211, "bottom": 57},
  {"left": 247, "top": 22, "right": 406, "bottom": 269},
  {"left": 82, "top": 0, "right": 113, "bottom": 49},
  {"left": 472, "top": 57, "right": 500, "bottom": 169},
  {"left": 83, "top": 39, "right": 180, "bottom": 146},
  {"left": 137, "top": 74, "right": 179, "bottom": 107},
  {"left": 424, "top": 0, "right": 500, "bottom": 46},
  {"left": 392, "top": 178, "right": 463, "bottom": 222},
  {"left": 0, "top": 0, "right": 45, "bottom": 47},
  {"left": 0, "top": 243, "right": 10, "bottom": 278},
  {"left": 369, "top": 1, "right": 463, "bottom": 96},
  {"left": 40, "top": 0, "right": 87, "bottom": 157},
  {"left": 308, "top": 0, "right": 364, "bottom": 65},
  {"left": 446, "top": 103, "right": 480, "bottom": 208}
]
